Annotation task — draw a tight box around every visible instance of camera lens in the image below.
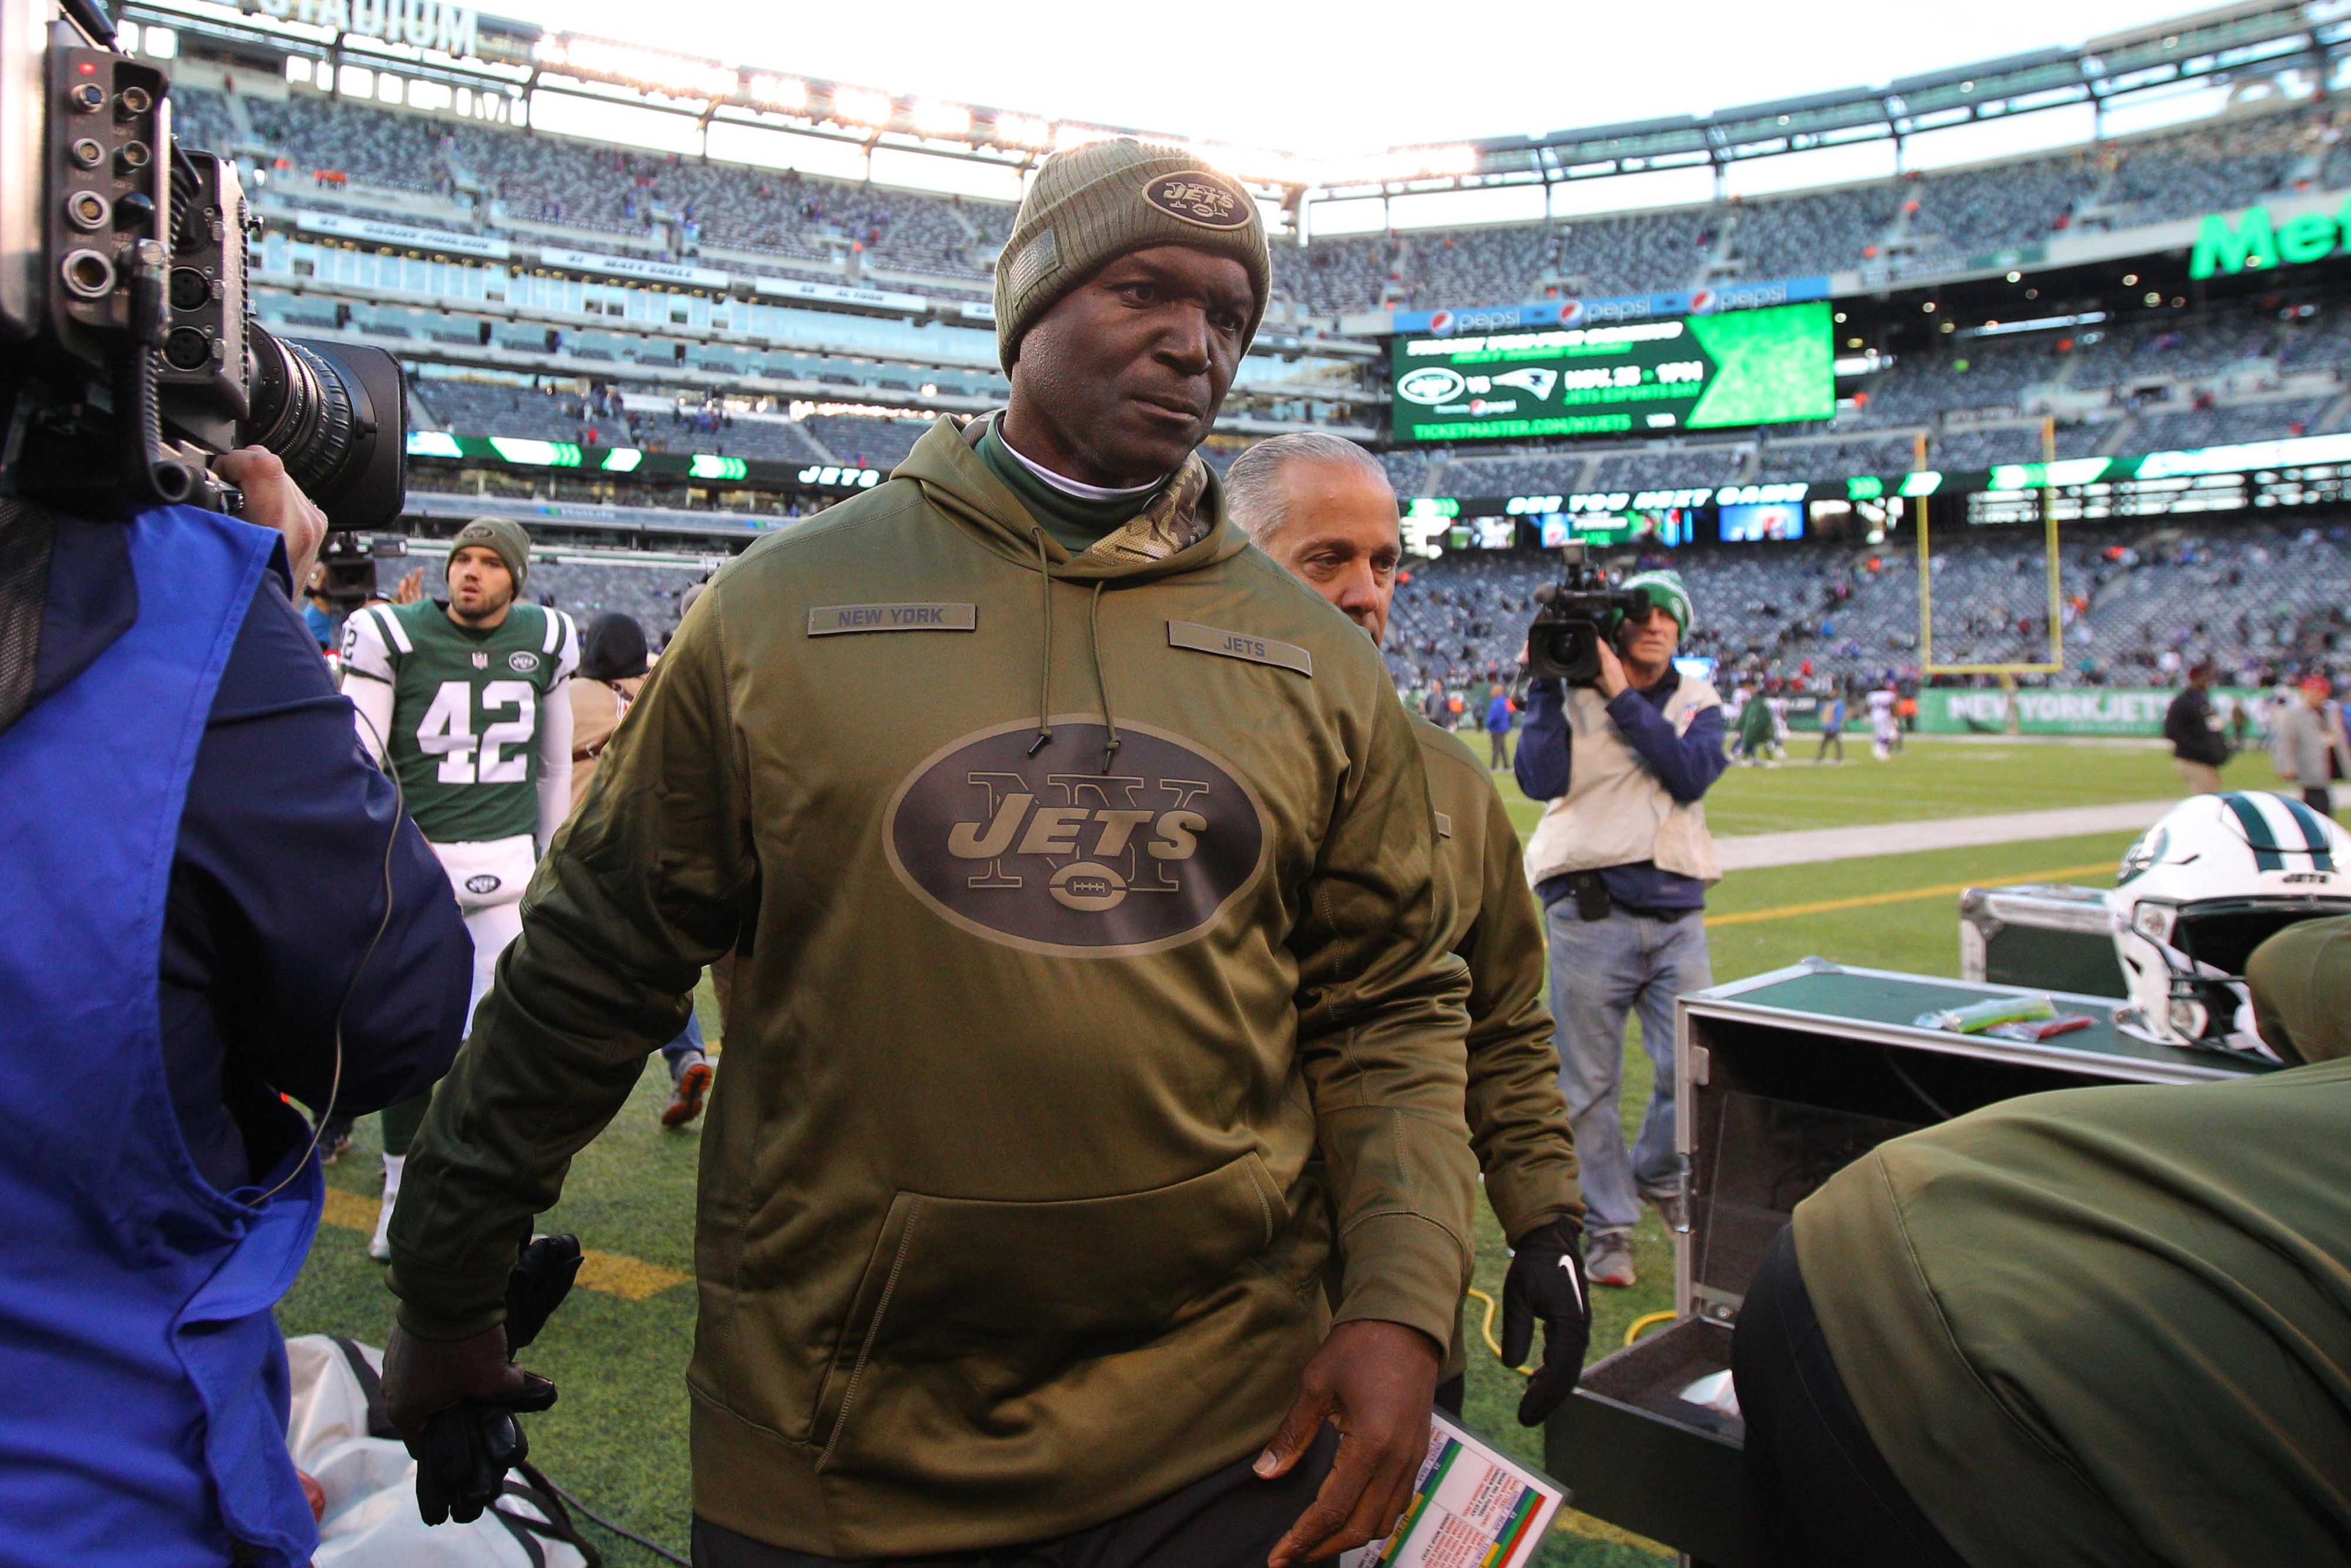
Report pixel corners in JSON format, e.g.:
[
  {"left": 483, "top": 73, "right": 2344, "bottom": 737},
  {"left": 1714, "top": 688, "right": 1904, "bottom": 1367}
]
[
  {"left": 169, "top": 267, "right": 211, "bottom": 310},
  {"left": 242, "top": 331, "right": 407, "bottom": 529},
  {"left": 163, "top": 326, "right": 213, "bottom": 370}
]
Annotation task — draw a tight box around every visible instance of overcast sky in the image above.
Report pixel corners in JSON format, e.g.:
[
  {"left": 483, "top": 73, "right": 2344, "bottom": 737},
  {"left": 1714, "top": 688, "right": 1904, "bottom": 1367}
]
[{"left": 489, "top": 0, "right": 2210, "bottom": 157}]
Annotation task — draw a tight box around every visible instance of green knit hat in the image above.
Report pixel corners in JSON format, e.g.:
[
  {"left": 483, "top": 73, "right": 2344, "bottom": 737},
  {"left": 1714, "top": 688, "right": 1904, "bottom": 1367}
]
[
  {"left": 449, "top": 516, "right": 531, "bottom": 595},
  {"left": 994, "top": 138, "right": 1270, "bottom": 371},
  {"left": 1618, "top": 569, "right": 1694, "bottom": 636}
]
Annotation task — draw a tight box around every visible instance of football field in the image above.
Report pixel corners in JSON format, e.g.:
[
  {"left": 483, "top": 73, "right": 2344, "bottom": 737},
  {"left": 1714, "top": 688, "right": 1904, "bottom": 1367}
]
[{"left": 282, "top": 735, "right": 2202, "bottom": 1566}]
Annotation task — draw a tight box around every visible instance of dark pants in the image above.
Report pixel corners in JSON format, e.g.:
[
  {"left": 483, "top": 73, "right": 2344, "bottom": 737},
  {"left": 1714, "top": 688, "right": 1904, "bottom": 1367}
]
[
  {"left": 1815, "top": 729, "right": 1842, "bottom": 762},
  {"left": 2304, "top": 786, "right": 2334, "bottom": 819},
  {"left": 1732, "top": 1228, "right": 1964, "bottom": 1568},
  {"left": 691, "top": 1428, "right": 1341, "bottom": 1568},
  {"left": 1488, "top": 730, "right": 1510, "bottom": 768}
]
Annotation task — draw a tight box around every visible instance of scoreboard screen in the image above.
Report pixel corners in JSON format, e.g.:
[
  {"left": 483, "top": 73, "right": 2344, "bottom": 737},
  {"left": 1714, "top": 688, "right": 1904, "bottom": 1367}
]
[{"left": 1389, "top": 301, "right": 1834, "bottom": 444}]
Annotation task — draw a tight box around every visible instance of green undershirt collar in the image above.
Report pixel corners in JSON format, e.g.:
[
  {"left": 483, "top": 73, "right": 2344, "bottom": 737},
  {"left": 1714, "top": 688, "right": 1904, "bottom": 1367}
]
[{"left": 977, "top": 421, "right": 1167, "bottom": 555}]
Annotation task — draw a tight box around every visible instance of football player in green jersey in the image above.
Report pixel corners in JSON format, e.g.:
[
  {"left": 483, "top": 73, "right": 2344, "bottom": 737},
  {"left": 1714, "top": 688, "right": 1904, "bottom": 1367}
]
[{"left": 340, "top": 517, "right": 579, "bottom": 1258}]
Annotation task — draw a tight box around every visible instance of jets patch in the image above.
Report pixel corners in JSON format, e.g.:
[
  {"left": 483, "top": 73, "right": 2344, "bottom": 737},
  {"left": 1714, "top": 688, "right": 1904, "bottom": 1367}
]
[
  {"left": 1141, "top": 171, "right": 1251, "bottom": 230},
  {"left": 508, "top": 650, "right": 541, "bottom": 673},
  {"left": 464, "top": 874, "right": 501, "bottom": 895},
  {"left": 885, "top": 716, "right": 1269, "bottom": 958}
]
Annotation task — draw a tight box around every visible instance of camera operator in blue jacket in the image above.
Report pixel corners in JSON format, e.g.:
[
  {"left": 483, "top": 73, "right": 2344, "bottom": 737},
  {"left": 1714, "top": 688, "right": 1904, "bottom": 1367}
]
[{"left": 1513, "top": 571, "right": 1725, "bottom": 1291}]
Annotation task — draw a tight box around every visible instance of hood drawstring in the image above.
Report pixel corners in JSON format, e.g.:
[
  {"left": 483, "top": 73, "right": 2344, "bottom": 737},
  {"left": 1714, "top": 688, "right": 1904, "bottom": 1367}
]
[
  {"left": 1089, "top": 580, "right": 1121, "bottom": 773},
  {"left": 1026, "top": 527, "right": 1122, "bottom": 773},
  {"left": 1027, "top": 528, "right": 1056, "bottom": 757}
]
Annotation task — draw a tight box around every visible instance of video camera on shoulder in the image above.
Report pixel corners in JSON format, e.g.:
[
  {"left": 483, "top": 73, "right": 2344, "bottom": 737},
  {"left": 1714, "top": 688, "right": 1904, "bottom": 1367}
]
[
  {"left": 0, "top": 0, "right": 403, "bottom": 527},
  {"left": 1525, "top": 542, "right": 1652, "bottom": 686}
]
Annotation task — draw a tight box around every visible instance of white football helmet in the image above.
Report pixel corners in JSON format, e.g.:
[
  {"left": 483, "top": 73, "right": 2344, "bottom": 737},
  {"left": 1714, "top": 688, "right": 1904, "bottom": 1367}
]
[{"left": 2109, "top": 792, "right": 2351, "bottom": 1059}]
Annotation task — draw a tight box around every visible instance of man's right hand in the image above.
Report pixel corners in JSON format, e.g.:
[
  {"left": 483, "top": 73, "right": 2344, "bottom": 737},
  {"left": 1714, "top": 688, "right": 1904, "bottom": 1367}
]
[
  {"left": 381, "top": 1321, "right": 557, "bottom": 1523},
  {"left": 1256, "top": 1319, "right": 1440, "bottom": 1567}
]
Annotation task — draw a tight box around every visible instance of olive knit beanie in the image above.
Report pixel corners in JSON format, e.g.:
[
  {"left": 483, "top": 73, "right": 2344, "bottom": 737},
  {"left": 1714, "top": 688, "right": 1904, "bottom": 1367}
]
[
  {"left": 994, "top": 138, "right": 1270, "bottom": 371},
  {"left": 449, "top": 516, "right": 532, "bottom": 595}
]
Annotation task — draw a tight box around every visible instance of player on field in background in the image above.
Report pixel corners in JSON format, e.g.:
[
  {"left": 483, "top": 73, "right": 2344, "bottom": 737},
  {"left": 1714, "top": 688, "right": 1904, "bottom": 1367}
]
[
  {"left": 340, "top": 517, "right": 577, "bottom": 1259},
  {"left": 1869, "top": 681, "right": 1900, "bottom": 762},
  {"left": 1815, "top": 688, "right": 1846, "bottom": 765}
]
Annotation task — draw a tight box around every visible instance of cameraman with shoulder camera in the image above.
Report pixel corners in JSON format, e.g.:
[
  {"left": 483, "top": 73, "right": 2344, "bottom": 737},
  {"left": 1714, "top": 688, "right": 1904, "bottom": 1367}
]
[
  {"left": 2, "top": 12, "right": 467, "bottom": 1555},
  {"left": 0, "top": 450, "right": 472, "bottom": 1566},
  {"left": 1515, "top": 568, "right": 1725, "bottom": 1290}
]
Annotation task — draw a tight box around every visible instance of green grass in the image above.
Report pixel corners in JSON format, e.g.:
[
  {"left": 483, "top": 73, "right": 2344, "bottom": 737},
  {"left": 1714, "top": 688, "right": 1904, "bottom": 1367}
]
[
  {"left": 283, "top": 739, "right": 2165, "bottom": 1566},
  {"left": 1494, "top": 733, "right": 2182, "bottom": 839}
]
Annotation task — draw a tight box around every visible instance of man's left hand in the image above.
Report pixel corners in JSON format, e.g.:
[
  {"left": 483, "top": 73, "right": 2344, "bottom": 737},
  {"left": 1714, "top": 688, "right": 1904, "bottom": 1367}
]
[
  {"left": 212, "top": 447, "right": 328, "bottom": 587},
  {"left": 1500, "top": 1219, "right": 1591, "bottom": 1426},
  {"left": 1256, "top": 1318, "right": 1440, "bottom": 1567}
]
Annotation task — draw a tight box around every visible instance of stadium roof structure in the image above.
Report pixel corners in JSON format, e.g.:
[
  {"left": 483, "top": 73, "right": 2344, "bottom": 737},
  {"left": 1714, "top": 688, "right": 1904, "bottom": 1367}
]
[
  {"left": 128, "top": 0, "right": 2346, "bottom": 201},
  {"left": 1420, "top": 0, "right": 2342, "bottom": 190}
]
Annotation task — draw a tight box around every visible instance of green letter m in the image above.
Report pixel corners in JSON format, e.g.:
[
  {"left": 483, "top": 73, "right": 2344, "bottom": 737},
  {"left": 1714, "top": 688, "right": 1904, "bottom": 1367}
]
[{"left": 2191, "top": 206, "right": 2279, "bottom": 280}]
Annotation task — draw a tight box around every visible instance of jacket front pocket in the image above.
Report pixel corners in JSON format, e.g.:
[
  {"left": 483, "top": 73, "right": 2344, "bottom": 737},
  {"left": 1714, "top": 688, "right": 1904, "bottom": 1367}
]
[{"left": 808, "top": 1151, "right": 1286, "bottom": 1466}]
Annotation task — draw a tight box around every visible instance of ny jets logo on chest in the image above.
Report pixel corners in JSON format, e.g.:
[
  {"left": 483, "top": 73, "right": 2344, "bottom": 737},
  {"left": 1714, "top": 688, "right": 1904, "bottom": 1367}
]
[{"left": 885, "top": 718, "right": 1269, "bottom": 957}]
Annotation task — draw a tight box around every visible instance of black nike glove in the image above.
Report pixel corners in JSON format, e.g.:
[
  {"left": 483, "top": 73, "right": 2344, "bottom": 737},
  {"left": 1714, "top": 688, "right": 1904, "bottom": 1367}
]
[{"left": 1499, "top": 1218, "right": 1592, "bottom": 1427}]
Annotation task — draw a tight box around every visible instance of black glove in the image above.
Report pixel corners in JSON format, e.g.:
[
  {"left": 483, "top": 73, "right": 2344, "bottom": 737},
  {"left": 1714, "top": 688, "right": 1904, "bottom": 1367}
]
[
  {"left": 397, "top": 1234, "right": 580, "bottom": 1525},
  {"left": 1499, "top": 1218, "right": 1591, "bottom": 1427}
]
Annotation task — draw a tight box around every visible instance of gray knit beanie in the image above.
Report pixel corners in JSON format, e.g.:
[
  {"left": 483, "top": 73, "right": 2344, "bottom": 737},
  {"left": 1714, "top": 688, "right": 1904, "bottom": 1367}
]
[
  {"left": 449, "top": 516, "right": 531, "bottom": 595},
  {"left": 994, "top": 138, "right": 1270, "bottom": 371}
]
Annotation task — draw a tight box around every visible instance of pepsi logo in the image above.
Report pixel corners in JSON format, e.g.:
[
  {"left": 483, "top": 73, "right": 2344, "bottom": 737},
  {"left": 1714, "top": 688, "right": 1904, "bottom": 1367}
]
[
  {"left": 1556, "top": 300, "right": 1585, "bottom": 326},
  {"left": 885, "top": 719, "right": 1269, "bottom": 956},
  {"left": 1428, "top": 310, "right": 1455, "bottom": 337},
  {"left": 1688, "top": 289, "right": 1718, "bottom": 315}
]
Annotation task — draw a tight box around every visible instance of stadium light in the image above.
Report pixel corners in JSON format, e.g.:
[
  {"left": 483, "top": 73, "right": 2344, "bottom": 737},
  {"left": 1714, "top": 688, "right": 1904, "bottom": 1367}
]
[
  {"left": 912, "top": 100, "right": 972, "bottom": 138},
  {"left": 833, "top": 86, "right": 895, "bottom": 129},
  {"left": 746, "top": 73, "right": 808, "bottom": 112},
  {"left": 535, "top": 36, "right": 739, "bottom": 100},
  {"left": 1054, "top": 123, "right": 1117, "bottom": 151},
  {"left": 995, "top": 113, "right": 1054, "bottom": 148}
]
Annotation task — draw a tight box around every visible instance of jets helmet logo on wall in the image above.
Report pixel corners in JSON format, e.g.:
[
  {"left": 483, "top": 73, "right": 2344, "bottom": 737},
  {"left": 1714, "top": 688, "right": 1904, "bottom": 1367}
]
[
  {"left": 1142, "top": 172, "right": 1251, "bottom": 230},
  {"left": 885, "top": 718, "right": 1269, "bottom": 956}
]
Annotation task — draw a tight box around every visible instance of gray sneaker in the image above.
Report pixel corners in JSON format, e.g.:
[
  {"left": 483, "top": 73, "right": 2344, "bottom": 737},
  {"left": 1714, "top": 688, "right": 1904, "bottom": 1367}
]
[
  {"left": 1640, "top": 1182, "right": 1690, "bottom": 1234},
  {"left": 1584, "top": 1229, "right": 1636, "bottom": 1289}
]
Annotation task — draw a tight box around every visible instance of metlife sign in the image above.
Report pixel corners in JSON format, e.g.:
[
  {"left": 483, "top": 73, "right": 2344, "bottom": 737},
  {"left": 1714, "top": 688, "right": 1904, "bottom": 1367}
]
[
  {"left": 2189, "top": 198, "right": 2351, "bottom": 280},
  {"left": 1389, "top": 276, "right": 1831, "bottom": 338}
]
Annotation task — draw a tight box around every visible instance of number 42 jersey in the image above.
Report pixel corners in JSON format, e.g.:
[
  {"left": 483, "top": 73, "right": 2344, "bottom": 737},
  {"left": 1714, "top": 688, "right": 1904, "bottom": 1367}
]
[{"left": 342, "top": 599, "right": 580, "bottom": 844}]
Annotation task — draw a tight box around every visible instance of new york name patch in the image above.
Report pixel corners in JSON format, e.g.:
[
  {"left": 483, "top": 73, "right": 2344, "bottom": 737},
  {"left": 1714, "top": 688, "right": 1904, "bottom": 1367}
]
[
  {"left": 1166, "top": 620, "right": 1312, "bottom": 677},
  {"left": 808, "top": 603, "right": 978, "bottom": 636}
]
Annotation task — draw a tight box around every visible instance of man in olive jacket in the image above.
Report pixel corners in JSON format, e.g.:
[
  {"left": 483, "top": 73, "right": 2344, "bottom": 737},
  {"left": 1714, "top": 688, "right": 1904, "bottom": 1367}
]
[
  {"left": 380, "top": 139, "right": 1479, "bottom": 1568},
  {"left": 1226, "top": 434, "right": 1589, "bottom": 1428}
]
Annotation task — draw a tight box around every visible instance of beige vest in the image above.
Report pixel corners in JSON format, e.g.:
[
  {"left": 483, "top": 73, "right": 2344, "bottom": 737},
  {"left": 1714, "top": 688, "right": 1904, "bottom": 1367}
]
[{"left": 1523, "top": 677, "right": 1722, "bottom": 890}]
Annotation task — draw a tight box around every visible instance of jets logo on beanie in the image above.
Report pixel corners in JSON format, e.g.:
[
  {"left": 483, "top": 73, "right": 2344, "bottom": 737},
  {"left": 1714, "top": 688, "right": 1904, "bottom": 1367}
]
[{"left": 994, "top": 138, "right": 1271, "bottom": 371}]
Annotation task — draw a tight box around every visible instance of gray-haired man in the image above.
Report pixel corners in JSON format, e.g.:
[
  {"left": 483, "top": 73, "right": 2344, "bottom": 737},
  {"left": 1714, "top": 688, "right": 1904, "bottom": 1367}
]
[{"left": 1228, "top": 435, "right": 1591, "bottom": 1427}]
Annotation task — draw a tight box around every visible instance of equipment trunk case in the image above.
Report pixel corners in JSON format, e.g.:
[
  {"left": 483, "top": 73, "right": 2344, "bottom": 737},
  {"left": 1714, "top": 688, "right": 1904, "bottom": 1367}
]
[
  {"left": 1543, "top": 960, "right": 2267, "bottom": 1566},
  {"left": 1957, "top": 882, "right": 2125, "bottom": 997}
]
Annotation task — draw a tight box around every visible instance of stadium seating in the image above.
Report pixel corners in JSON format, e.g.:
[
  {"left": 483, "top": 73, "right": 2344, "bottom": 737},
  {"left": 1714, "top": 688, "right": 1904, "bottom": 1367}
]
[
  {"left": 195, "top": 81, "right": 2342, "bottom": 313},
  {"left": 1382, "top": 517, "right": 2351, "bottom": 692}
]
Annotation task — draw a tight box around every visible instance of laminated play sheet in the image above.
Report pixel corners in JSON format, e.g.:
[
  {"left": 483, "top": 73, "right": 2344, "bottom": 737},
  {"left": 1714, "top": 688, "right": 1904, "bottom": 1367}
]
[{"left": 1339, "top": 1412, "right": 1565, "bottom": 1568}]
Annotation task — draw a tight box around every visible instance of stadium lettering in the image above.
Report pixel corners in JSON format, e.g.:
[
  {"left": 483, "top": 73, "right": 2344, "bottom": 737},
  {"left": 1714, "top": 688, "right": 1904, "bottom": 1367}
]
[
  {"left": 2188, "top": 201, "right": 2351, "bottom": 280},
  {"left": 260, "top": 0, "right": 479, "bottom": 59}
]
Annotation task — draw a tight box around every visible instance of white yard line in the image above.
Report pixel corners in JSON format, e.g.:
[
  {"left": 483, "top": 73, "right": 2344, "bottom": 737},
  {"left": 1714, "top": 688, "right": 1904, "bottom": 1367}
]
[{"left": 1717, "top": 800, "right": 2179, "bottom": 871}]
